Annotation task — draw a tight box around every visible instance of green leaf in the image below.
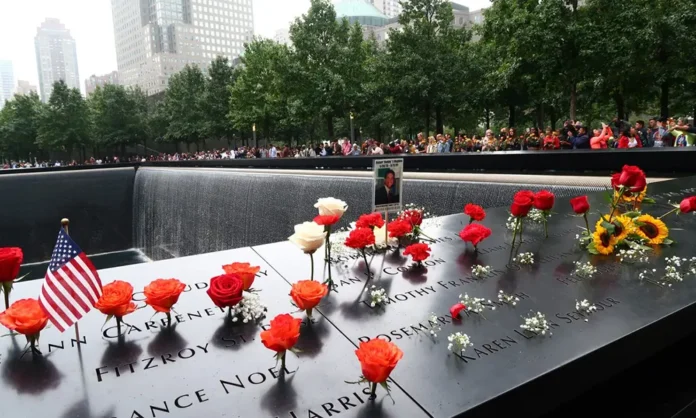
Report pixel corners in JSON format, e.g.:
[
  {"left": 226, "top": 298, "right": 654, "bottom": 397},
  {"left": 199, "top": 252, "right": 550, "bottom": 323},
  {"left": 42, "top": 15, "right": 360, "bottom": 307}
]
[
  {"left": 600, "top": 221, "right": 615, "bottom": 234},
  {"left": 623, "top": 211, "right": 642, "bottom": 219},
  {"left": 633, "top": 221, "right": 646, "bottom": 227},
  {"left": 586, "top": 242, "right": 599, "bottom": 255},
  {"left": 642, "top": 198, "right": 656, "bottom": 204},
  {"left": 662, "top": 238, "right": 675, "bottom": 246}
]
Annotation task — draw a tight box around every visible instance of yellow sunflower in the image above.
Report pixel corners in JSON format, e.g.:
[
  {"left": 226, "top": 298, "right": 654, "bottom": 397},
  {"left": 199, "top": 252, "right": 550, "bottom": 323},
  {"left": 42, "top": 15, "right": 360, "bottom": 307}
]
[
  {"left": 634, "top": 214, "right": 669, "bottom": 245},
  {"left": 592, "top": 226, "right": 618, "bottom": 255},
  {"left": 614, "top": 186, "right": 648, "bottom": 204},
  {"left": 595, "top": 215, "right": 633, "bottom": 243}
]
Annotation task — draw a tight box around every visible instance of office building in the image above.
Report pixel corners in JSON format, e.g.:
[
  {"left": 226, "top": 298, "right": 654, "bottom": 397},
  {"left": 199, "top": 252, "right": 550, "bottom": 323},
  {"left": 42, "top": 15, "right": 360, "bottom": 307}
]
[
  {"left": 111, "top": 0, "right": 254, "bottom": 95},
  {"left": 16, "top": 80, "right": 38, "bottom": 96},
  {"left": 368, "top": 0, "right": 401, "bottom": 18},
  {"left": 85, "top": 71, "right": 120, "bottom": 95},
  {"left": 34, "top": 18, "right": 80, "bottom": 102},
  {"left": 274, "top": 28, "right": 291, "bottom": 46},
  {"left": 0, "top": 59, "right": 14, "bottom": 108}
]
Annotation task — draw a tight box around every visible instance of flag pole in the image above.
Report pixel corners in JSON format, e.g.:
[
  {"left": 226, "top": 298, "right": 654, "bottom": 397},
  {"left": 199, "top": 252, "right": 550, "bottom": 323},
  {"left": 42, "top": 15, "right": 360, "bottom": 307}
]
[{"left": 61, "top": 217, "right": 81, "bottom": 349}]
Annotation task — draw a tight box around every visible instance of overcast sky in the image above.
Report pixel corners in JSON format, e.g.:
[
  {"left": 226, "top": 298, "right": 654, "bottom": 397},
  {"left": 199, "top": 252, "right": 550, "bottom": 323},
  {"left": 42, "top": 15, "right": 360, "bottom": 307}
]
[{"left": 0, "top": 0, "right": 491, "bottom": 94}]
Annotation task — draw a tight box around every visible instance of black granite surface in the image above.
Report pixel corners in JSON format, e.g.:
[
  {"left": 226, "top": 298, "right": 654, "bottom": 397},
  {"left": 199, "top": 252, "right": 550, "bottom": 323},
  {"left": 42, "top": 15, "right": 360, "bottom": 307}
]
[
  {"left": 253, "top": 175, "right": 696, "bottom": 417},
  {"left": 3, "top": 176, "right": 696, "bottom": 418},
  {"left": 0, "top": 248, "right": 426, "bottom": 418}
]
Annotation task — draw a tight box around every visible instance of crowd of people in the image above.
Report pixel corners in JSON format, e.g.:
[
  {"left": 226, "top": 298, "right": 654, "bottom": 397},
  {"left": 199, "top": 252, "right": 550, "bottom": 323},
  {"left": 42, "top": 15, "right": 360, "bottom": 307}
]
[{"left": 3, "top": 117, "right": 694, "bottom": 169}]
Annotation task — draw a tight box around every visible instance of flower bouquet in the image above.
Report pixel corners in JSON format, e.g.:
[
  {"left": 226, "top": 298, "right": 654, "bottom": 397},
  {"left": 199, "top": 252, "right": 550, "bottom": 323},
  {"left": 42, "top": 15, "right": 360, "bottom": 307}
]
[
  {"left": 580, "top": 165, "right": 685, "bottom": 256},
  {"left": 526, "top": 135, "right": 541, "bottom": 149}
]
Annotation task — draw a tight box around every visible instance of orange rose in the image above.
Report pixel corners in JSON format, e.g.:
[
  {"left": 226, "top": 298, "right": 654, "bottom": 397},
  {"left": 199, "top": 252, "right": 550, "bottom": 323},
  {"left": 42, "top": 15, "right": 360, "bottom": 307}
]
[
  {"left": 95, "top": 281, "right": 137, "bottom": 318},
  {"left": 222, "top": 262, "right": 261, "bottom": 291},
  {"left": 355, "top": 339, "right": 403, "bottom": 383},
  {"left": 290, "top": 280, "right": 328, "bottom": 314},
  {"left": 0, "top": 298, "right": 49, "bottom": 337},
  {"left": 144, "top": 278, "right": 186, "bottom": 313},
  {"left": 260, "top": 313, "right": 301, "bottom": 353}
]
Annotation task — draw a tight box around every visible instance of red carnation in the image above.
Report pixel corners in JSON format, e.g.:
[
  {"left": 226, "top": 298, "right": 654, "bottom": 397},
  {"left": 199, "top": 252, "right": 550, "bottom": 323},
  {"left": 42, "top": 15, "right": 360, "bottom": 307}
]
[
  {"left": 345, "top": 228, "right": 375, "bottom": 249},
  {"left": 615, "top": 165, "right": 647, "bottom": 193},
  {"left": 387, "top": 220, "right": 412, "bottom": 238},
  {"left": 399, "top": 209, "right": 423, "bottom": 227},
  {"left": 459, "top": 223, "right": 492, "bottom": 248},
  {"left": 570, "top": 196, "right": 590, "bottom": 214},
  {"left": 356, "top": 213, "right": 385, "bottom": 229},
  {"left": 510, "top": 195, "right": 533, "bottom": 218},
  {"left": 450, "top": 303, "right": 466, "bottom": 318},
  {"left": 464, "top": 204, "right": 486, "bottom": 222},
  {"left": 533, "top": 191, "right": 555, "bottom": 211},
  {"left": 313, "top": 215, "right": 340, "bottom": 226},
  {"left": 680, "top": 196, "right": 696, "bottom": 213},
  {"left": 403, "top": 243, "right": 431, "bottom": 263}
]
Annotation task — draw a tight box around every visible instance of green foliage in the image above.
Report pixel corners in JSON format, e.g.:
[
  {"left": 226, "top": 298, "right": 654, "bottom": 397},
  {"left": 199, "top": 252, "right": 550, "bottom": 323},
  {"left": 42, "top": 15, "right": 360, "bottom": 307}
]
[
  {"left": 36, "top": 81, "right": 92, "bottom": 156},
  {"left": 162, "top": 64, "right": 207, "bottom": 146},
  {"left": 0, "top": 92, "right": 44, "bottom": 160},
  {"left": 203, "top": 56, "right": 236, "bottom": 141},
  {"left": 88, "top": 84, "right": 149, "bottom": 152}
]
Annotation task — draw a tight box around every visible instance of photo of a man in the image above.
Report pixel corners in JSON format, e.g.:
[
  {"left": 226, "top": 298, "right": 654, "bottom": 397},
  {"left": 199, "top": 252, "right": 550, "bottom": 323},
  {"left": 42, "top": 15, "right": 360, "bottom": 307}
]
[{"left": 374, "top": 168, "right": 400, "bottom": 206}]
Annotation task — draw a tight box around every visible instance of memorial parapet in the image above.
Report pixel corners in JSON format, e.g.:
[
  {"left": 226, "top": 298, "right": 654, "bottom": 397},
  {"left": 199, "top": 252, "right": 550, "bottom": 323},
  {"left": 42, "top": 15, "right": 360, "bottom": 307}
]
[
  {"left": 0, "top": 248, "right": 425, "bottom": 418},
  {"left": 253, "top": 175, "right": 696, "bottom": 418}
]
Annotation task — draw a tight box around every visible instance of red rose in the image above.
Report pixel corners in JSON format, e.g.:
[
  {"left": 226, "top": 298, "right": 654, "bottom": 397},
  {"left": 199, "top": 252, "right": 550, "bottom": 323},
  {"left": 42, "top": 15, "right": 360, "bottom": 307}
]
[
  {"left": 403, "top": 243, "right": 431, "bottom": 262},
  {"left": 387, "top": 220, "right": 412, "bottom": 238},
  {"left": 450, "top": 303, "right": 466, "bottom": 318},
  {"left": 260, "top": 314, "right": 301, "bottom": 353},
  {"left": 313, "top": 215, "right": 340, "bottom": 226},
  {"left": 510, "top": 195, "right": 533, "bottom": 217},
  {"left": 144, "top": 278, "right": 186, "bottom": 313},
  {"left": 399, "top": 209, "right": 423, "bottom": 226},
  {"left": 459, "top": 223, "right": 492, "bottom": 247},
  {"left": 355, "top": 213, "right": 385, "bottom": 229},
  {"left": 680, "top": 196, "right": 696, "bottom": 213},
  {"left": 207, "top": 274, "right": 244, "bottom": 309},
  {"left": 570, "top": 196, "right": 590, "bottom": 214},
  {"left": 345, "top": 228, "right": 375, "bottom": 249},
  {"left": 0, "top": 247, "right": 23, "bottom": 283},
  {"left": 616, "top": 165, "right": 647, "bottom": 193},
  {"left": 533, "top": 191, "right": 555, "bottom": 211},
  {"left": 355, "top": 339, "right": 403, "bottom": 384},
  {"left": 515, "top": 190, "right": 535, "bottom": 202},
  {"left": 464, "top": 204, "right": 486, "bottom": 222},
  {"left": 0, "top": 299, "right": 48, "bottom": 336}
]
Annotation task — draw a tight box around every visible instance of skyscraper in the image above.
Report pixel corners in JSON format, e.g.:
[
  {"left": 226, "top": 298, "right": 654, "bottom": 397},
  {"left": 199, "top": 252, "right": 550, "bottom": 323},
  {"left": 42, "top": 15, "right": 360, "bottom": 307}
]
[
  {"left": 368, "top": 0, "right": 401, "bottom": 18},
  {"left": 111, "top": 0, "right": 254, "bottom": 95},
  {"left": 85, "top": 71, "right": 120, "bottom": 96},
  {"left": 16, "top": 80, "right": 39, "bottom": 96},
  {"left": 34, "top": 18, "right": 80, "bottom": 102},
  {"left": 0, "top": 59, "right": 14, "bottom": 109}
]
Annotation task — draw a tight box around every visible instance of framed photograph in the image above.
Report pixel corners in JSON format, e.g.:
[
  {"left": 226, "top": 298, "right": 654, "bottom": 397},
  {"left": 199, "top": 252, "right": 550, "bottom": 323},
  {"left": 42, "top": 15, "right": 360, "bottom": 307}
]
[{"left": 372, "top": 158, "right": 404, "bottom": 213}]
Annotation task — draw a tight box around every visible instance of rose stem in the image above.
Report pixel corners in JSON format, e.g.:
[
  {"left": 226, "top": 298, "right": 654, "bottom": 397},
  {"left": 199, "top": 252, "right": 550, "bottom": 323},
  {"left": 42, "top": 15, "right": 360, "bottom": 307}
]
[
  {"left": 309, "top": 252, "right": 315, "bottom": 281},
  {"left": 369, "top": 382, "right": 377, "bottom": 400},
  {"left": 117, "top": 316, "right": 122, "bottom": 336},
  {"left": 583, "top": 213, "right": 590, "bottom": 233},
  {"left": 361, "top": 249, "right": 371, "bottom": 281}
]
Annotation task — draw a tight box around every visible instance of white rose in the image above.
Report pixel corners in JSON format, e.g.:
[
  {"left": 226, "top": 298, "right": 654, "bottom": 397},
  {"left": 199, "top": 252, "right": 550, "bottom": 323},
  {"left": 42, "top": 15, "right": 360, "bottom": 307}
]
[
  {"left": 373, "top": 224, "right": 398, "bottom": 248},
  {"left": 288, "top": 222, "right": 326, "bottom": 254},
  {"left": 314, "top": 197, "right": 348, "bottom": 218}
]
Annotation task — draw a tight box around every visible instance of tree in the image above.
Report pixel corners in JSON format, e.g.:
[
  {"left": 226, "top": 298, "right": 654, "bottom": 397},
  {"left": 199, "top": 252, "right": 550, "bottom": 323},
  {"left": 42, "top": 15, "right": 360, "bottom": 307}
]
[
  {"left": 229, "top": 39, "right": 295, "bottom": 145},
  {"left": 0, "top": 92, "right": 44, "bottom": 161},
  {"left": 385, "top": 0, "right": 470, "bottom": 135},
  {"left": 88, "top": 84, "right": 148, "bottom": 157},
  {"left": 36, "top": 80, "right": 91, "bottom": 160},
  {"left": 202, "top": 56, "right": 236, "bottom": 143},
  {"left": 290, "top": 0, "right": 351, "bottom": 139},
  {"left": 162, "top": 65, "right": 207, "bottom": 150}
]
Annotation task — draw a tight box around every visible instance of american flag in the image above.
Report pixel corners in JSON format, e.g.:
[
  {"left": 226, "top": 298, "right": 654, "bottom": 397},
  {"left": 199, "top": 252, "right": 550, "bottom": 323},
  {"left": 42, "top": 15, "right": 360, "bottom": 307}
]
[{"left": 38, "top": 229, "right": 103, "bottom": 333}]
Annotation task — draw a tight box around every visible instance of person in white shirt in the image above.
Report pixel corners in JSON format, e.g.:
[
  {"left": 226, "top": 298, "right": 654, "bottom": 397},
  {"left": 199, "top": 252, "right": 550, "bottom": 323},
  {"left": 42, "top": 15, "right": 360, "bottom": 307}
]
[{"left": 269, "top": 145, "right": 278, "bottom": 158}]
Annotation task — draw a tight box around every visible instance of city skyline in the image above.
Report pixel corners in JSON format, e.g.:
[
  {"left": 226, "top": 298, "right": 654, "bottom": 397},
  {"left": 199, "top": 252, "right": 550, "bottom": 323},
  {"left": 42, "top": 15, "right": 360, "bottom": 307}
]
[{"left": 0, "top": 0, "right": 491, "bottom": 95}]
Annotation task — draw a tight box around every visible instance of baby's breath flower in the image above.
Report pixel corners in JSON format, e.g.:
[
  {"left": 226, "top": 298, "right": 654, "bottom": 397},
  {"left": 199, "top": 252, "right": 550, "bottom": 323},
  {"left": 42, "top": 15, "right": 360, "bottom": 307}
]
[
  {"left": 572, "top": 261, "right": 597, "bottom": 279},
  {"left": 497, "top": 290, "right": 519, "bottom": 306},
  {"left": 513, "top": 252, "right": 534, "bottom": 265},
  {"left": 367, "top": 285, "right": 387, "bottom": 307},
  {"left": 520, "top": 311, "right": 551, "bottom": 336},
  {"left": 229, "top": 293, "right": 267, "bottom": 323},
  {"left": 428, "top": 312, "right": 441, "bottom": 338},
  {"left": 471, "top": 264, "right": 493, "bottom": 279},
  {"left": 575, "top": 299, "right": 597, "bottom": 321},
  {"left": 459, "top": 293, "right": 492, "bottom": 313},
  {"left": 447, "top": 332, "right": 473, "bottom": 354}
]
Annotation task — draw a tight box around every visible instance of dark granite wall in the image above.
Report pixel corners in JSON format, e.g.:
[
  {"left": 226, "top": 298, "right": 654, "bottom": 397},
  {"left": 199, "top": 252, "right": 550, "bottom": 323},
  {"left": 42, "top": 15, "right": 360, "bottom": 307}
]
[
  {"left": 133, "top": 168, "right": 603, "bottom": 260},
  {"left": 0, "top": 168, "right": 135, "bottom": 263}
]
